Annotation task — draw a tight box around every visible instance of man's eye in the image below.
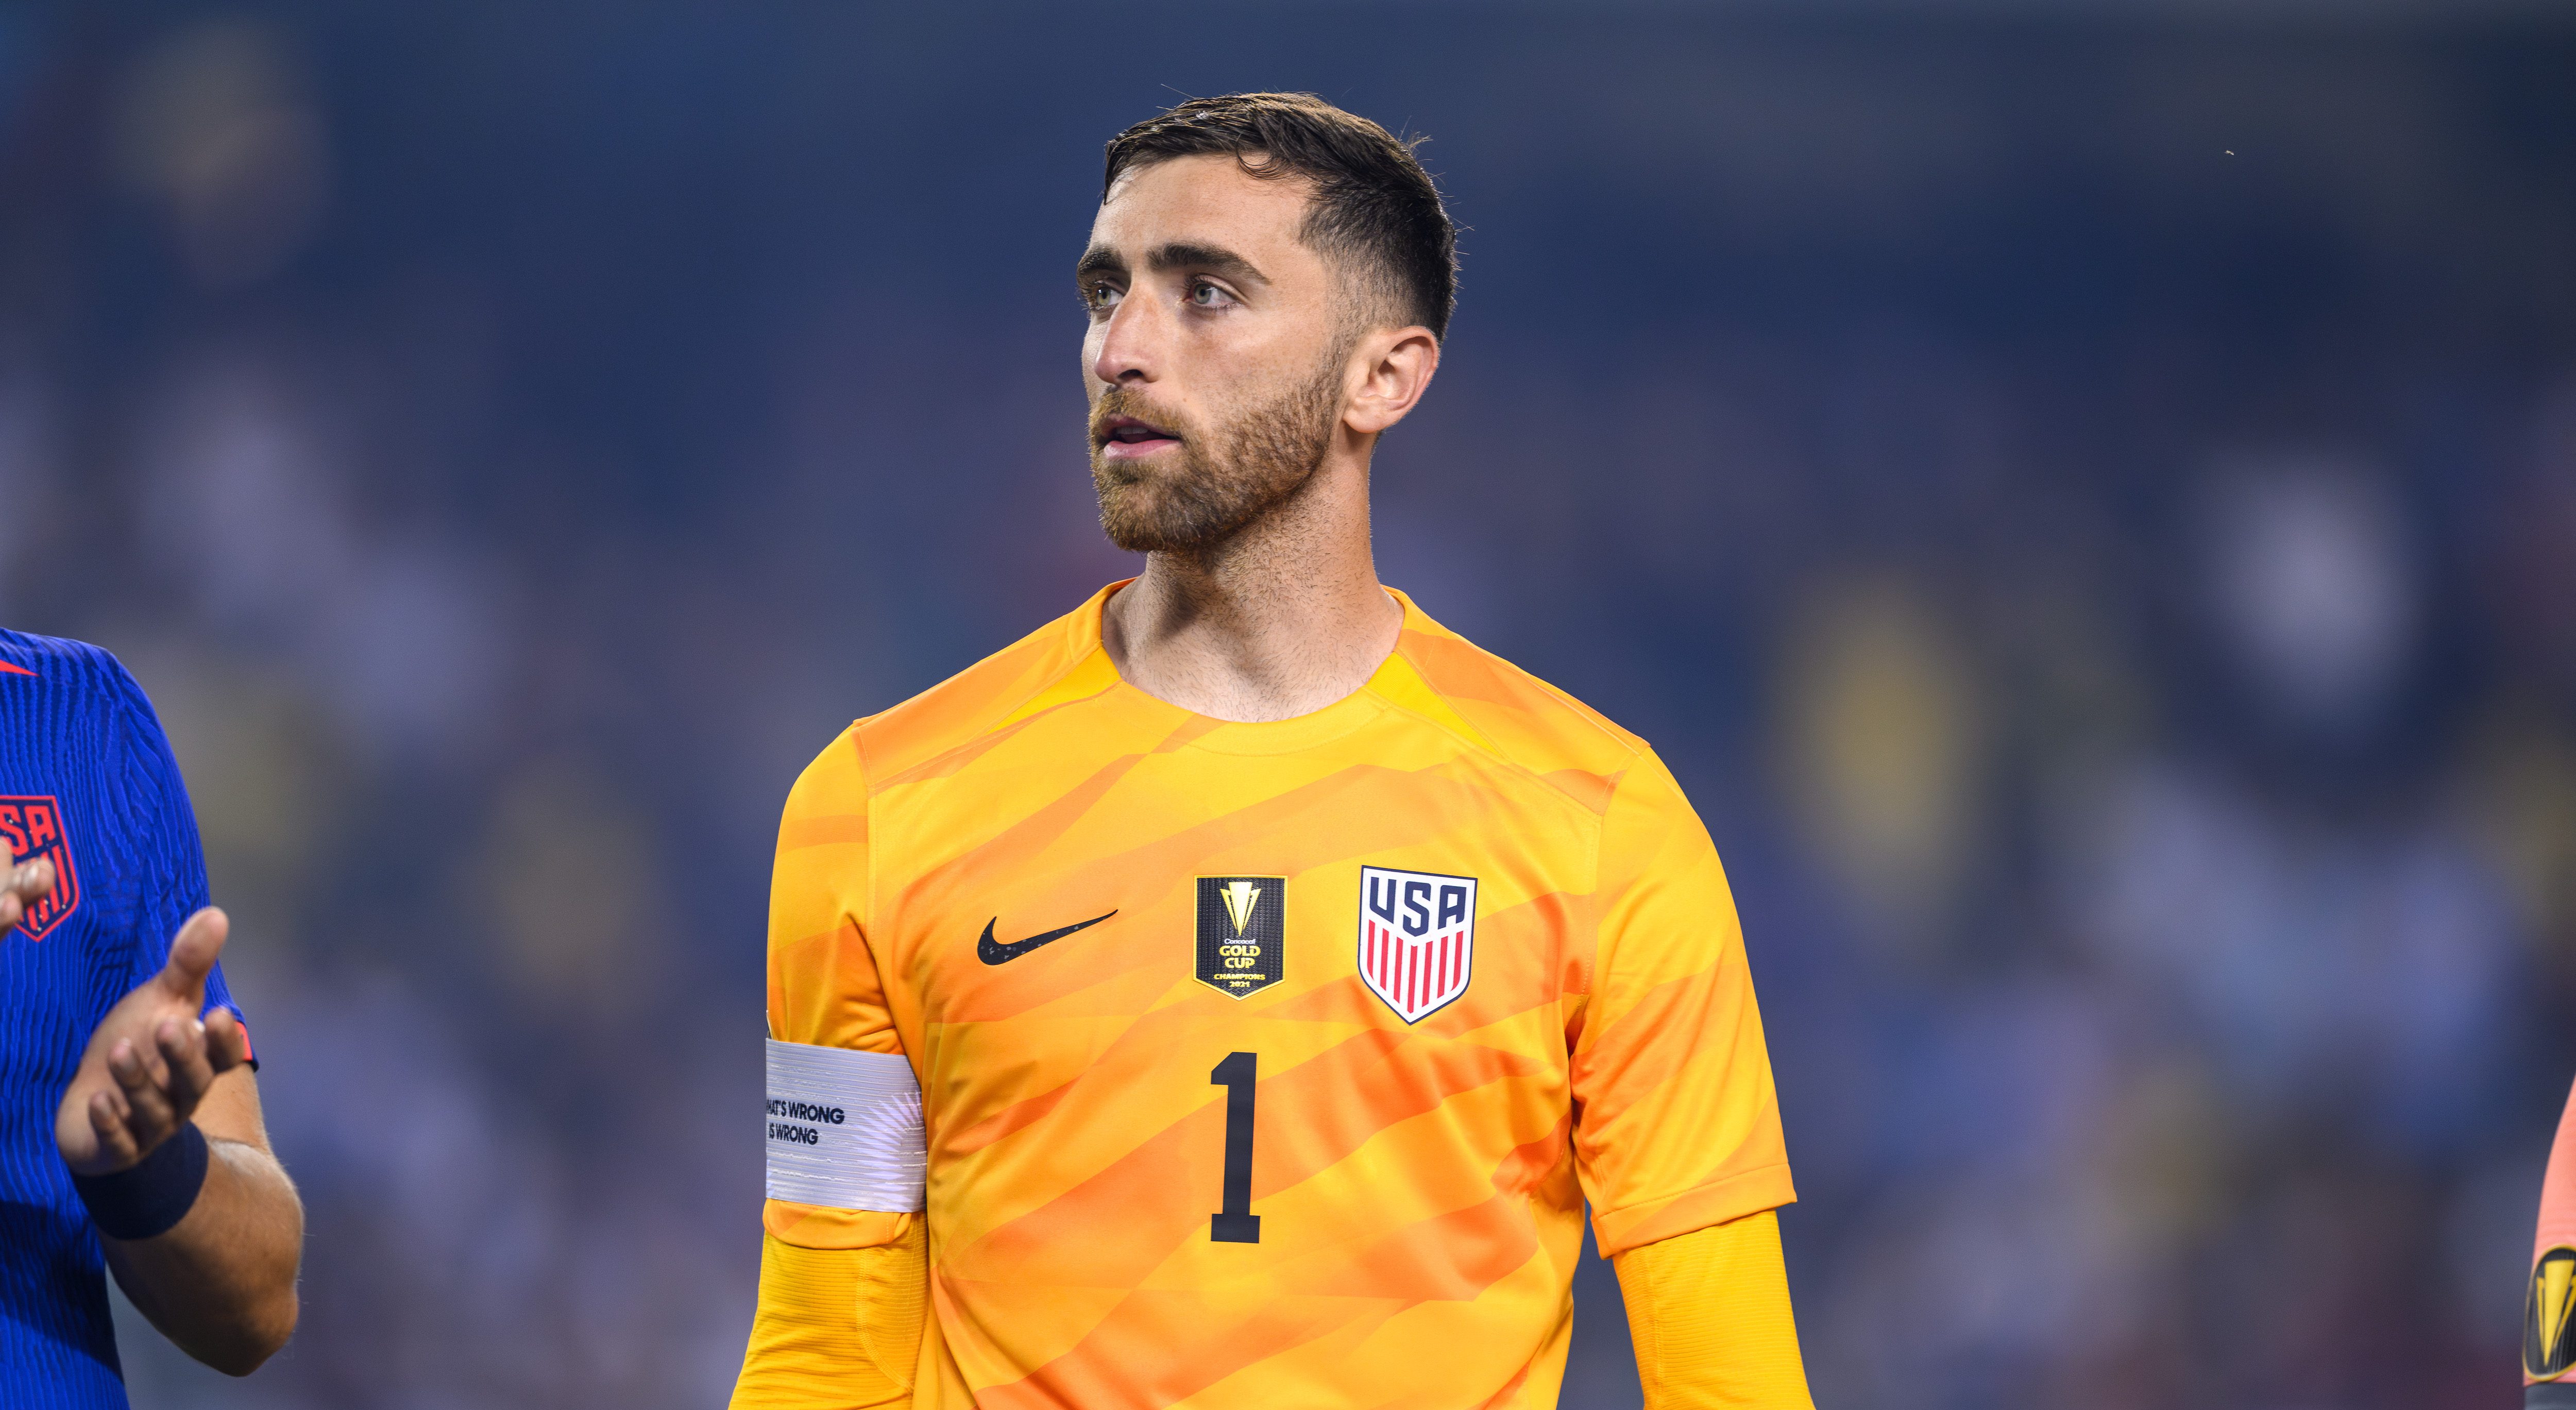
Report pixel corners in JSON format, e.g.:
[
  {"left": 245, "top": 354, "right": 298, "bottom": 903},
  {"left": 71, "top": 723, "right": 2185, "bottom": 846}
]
[
  {"left": 1088, "top": 282, "right": 1122, "bottom": 310},
  {"left": 1189, "top": 281, "right": 1233, "bottom": 309}
]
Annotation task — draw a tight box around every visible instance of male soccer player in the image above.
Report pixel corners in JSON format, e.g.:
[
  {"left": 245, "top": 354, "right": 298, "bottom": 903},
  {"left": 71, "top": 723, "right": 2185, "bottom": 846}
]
[
  {"left": 734, "top": 93, "right": 1812, "bottom": 1408},
  {"left": 0, "top": 630, "right": 302, "bottom": 1404}
]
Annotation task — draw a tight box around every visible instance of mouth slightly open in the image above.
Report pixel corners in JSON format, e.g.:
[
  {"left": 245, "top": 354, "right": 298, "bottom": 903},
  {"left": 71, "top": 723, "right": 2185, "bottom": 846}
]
[{"left": 1096, "top": 413, "right": 1182, "bottom": 461}]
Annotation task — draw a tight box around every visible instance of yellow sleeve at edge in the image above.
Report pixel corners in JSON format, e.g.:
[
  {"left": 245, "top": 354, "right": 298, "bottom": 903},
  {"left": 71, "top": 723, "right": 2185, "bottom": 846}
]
[
  {"left": 730, "top": 1216, "right": 926, "bottom": 1409},
  {"left": 1612, "top": 1210, "right": 1815, "bottom": 1410}
]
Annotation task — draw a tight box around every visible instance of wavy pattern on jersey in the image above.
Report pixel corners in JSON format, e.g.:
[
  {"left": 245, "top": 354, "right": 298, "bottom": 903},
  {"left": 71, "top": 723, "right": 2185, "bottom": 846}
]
[
  {"left": 0, "top": 631, "right": 247, "bottom": 1410},
  {"left": 759, "top": 584, "right": 1793, "bottom": 1409}
]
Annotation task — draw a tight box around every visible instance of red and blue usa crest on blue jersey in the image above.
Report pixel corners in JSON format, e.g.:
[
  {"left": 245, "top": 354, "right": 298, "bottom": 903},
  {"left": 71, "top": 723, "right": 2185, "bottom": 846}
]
[{"left": 0, "top": 796, "right": 80, "bottom": 942}]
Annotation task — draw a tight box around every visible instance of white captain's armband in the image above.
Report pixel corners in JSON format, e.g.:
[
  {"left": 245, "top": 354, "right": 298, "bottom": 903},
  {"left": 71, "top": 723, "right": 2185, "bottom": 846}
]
[{"left": 764, "top": 1039, "right": 925, "bottom": 1212}]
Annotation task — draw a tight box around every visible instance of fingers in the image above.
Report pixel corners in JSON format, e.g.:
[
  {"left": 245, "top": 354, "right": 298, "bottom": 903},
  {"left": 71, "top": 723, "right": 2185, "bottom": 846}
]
[
  {"left": 154, "top": 907, "right": 229, "bottom": 998},
  {"left": 155, "top": 1017, "right": 218, "bottom": 1115},
  {"left": 203, "top": 1007, "right": 250, "bottom": 1074},
  {"left": 87, "top": 1090, "right": 142, "bottom": 1170},
  {"left": 0, "top": 855, "right": 54, "bottom": 931},
  {"left": 107, "top": 1037, "right": 180, "bottom": 1153},
  {"left": 58, "top": 1013, "right": 237, "bottom": 1176}
]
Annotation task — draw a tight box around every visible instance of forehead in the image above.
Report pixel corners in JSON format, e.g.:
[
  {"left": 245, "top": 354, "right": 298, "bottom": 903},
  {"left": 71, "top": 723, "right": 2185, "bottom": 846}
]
[{"left": 1090, "top": 154, "right": 1315, "bottom": 258}]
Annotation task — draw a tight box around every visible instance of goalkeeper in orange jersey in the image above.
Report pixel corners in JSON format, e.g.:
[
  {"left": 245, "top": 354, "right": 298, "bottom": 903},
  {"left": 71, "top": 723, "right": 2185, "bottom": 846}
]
[{"left": 731, "top": 92, "right": 1815, "bottom": 1409}]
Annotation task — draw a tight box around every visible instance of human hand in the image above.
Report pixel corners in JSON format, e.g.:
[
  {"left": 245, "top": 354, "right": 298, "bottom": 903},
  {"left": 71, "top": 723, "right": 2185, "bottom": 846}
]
[
  {"left": 56, "top": 907, "right": 252, "bottom": 1177},
  {"left": 0, "top": 839, "right": 56, "bottom": 937}
]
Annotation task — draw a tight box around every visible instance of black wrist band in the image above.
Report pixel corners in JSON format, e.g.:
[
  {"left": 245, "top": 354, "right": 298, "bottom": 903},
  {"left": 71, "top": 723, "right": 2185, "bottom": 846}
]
[{"left": 71, "top": 1122, "right": 209, "bottom": 1242}]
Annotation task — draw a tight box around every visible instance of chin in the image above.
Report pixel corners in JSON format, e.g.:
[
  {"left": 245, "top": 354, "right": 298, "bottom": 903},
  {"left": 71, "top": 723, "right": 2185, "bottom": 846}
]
[{"left": 1099, "top": 499, "right": 1218, "bottom": 555}]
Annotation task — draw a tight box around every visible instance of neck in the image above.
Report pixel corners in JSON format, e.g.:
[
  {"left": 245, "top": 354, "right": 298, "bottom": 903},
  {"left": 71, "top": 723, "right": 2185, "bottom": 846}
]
[{"left": 1100, "top": 445, "right": 1402, "bottom": 724}]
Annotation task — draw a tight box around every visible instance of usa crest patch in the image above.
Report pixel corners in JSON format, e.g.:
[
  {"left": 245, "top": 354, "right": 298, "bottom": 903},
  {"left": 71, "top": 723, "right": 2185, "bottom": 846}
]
[
  {"left": 1357, "top": 866, "right": 1477, "bottom": 1023},
  {"left": 0, "top": 796, "right": 80, "bottom": 942}
]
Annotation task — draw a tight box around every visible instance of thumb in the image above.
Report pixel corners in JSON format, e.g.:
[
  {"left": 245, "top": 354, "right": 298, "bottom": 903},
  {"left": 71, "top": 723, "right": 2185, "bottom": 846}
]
[{"left": 155, "top": 907, "right": 229, "bottom": 998}]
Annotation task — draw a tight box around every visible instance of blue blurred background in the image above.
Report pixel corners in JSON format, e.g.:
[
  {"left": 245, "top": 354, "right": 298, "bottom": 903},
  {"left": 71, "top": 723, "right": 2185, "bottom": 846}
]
[{"left": 6, "top": 3, "right": 2575, "bottom": 1406}]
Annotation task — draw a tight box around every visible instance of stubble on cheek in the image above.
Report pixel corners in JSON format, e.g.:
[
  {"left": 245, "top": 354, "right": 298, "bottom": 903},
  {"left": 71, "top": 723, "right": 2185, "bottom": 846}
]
[{"left": 1089, "top": 368, "right": 1340, "bottom": 555}]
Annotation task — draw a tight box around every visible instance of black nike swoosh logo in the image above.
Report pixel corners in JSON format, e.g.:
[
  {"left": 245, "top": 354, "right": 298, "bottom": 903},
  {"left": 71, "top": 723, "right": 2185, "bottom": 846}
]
[{"left": 977, "top": 910, "right": 1117, "bottom": 965}]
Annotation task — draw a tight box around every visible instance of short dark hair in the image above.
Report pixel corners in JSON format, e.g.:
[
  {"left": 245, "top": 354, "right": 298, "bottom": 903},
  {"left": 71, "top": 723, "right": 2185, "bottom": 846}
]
[{"left": 1103, "top": 93, "right": 1458, "bottom": 341}]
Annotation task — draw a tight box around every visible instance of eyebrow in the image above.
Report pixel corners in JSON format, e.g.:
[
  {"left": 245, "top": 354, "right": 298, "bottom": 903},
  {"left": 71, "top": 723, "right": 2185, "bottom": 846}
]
[{"left": 1075, "top": 242, "right": 1270, "bottom": 288}]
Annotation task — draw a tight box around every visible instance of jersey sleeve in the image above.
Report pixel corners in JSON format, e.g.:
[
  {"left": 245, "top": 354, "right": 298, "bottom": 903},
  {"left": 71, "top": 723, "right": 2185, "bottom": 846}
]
[
  {"left": 1613, "top": 1210, "right": 1815, "bottom": 1408},
  {"left": 1570, "top": 751, "right": 1793, "bottom": 1258},
  {"left": 762, "top": 725, "right": 914, "bottom": 1251},
  {"left": 739, "top": 727, "right": 925, "bottom": 1407},
  {"left": 104, "top": 660, "right": 249, "bottom": 1054}
]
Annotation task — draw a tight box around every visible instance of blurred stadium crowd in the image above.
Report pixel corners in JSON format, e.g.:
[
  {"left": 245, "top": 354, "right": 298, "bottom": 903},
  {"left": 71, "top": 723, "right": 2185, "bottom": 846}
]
[{"left": 4, "top": 5, "right": 2574, "bottom": 1407}]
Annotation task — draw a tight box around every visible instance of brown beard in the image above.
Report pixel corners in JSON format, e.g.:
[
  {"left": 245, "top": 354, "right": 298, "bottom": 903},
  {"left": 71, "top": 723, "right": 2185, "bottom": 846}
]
[{"left": 1089, "top": 359, "right": 1342, "bottom": 555}]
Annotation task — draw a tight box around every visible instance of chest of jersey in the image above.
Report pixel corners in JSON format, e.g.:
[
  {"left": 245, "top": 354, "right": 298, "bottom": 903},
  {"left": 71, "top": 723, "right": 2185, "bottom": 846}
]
[
  {"left": 865, "top": 700, "right": 1605, "bottom": 1287},
  {"left": 877, "top": 702, "right": 1599, "bottom": 1034}
]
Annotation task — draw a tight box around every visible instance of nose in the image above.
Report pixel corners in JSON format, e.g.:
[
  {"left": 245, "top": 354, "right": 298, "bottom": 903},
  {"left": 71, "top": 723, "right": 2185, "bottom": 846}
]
[{"left": 1090, "top": 291, "right": 1162, "bottom": 388}]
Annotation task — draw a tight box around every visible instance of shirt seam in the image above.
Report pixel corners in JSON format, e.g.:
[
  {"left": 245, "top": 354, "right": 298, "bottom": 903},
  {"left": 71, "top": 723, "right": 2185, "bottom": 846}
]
[
  {"left": 1366, "top": 663, "right": 1619, "bottom": 838},
  {"left": 1595, "top": 1160, "right": 1796, "bottom": 1229},
  {"left": 851, "top": 725, "right": 877, "bottom": 963},
  {"left": 1630, "top": 1253, "right": 1667, "bottom": 1403},
  {"left": 1175, "top": 694, "right": 1391, "bottom": 757},
  {"left": 858, "top": 640, "right": 1113, "bottom": 795},
  {"left": 1391, "top": 605, "right": 1653, "bottom": 766},
  {"left": 110, "top": 670, "right": 180, "bottom": 961}
]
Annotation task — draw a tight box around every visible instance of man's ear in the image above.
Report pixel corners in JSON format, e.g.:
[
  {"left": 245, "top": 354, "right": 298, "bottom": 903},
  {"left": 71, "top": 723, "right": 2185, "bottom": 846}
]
[{"left": 1344, "top": 326, "right": 1440, "bottom": 436}]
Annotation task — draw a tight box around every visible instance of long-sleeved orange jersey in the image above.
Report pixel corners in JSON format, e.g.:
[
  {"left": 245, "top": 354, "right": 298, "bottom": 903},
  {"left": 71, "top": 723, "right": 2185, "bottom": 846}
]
[{"left": 743, "top": 583, "right": 1797, "bottom": 1408}]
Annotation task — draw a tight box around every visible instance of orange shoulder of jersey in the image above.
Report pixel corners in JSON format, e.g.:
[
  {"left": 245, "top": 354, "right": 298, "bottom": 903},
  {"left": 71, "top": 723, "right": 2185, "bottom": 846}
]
[
  {"left": 1374, "top": 596, "right": 1650, "bottom": 816},
  {"left": 768, "top": 593, "right": 1110, "bottom": 1053}
]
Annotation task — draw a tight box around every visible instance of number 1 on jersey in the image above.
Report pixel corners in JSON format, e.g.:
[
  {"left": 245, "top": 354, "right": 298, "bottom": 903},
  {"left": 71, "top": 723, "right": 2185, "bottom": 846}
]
[{"left": 1210, "top": 1051, "right": 1259, "bottom": 1243}]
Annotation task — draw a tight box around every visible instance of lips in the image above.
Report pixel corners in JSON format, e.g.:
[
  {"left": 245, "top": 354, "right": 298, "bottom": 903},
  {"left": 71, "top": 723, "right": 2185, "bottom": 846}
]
[
  {"left": 1097, "top": 414, "right": 1179, "bottom": 446},
  {"left": 1095, "top": 411, "right": 1183, "bottom": 461}
]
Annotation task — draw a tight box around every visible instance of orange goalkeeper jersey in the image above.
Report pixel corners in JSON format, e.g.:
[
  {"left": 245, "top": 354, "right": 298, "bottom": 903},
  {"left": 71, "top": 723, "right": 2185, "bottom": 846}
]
[{"left": 762, "top": 583, "right": 1795, "bottom": 1408}]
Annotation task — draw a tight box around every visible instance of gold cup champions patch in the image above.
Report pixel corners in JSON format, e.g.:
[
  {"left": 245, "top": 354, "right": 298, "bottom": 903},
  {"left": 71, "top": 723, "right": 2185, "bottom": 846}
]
[
  {"left": 2532, "top": 1246, "right": 2576, "bottom": 1380},
  {"left": 1195, "top": 876, "right": 1285, "bottom": 998},
  {"left": 1357, "top": 865, "right": 1478, "bottom": 1023}
]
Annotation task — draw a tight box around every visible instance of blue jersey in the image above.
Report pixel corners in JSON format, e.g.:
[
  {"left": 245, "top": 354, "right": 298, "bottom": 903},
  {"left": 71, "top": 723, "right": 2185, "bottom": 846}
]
[{"left": 0, "top": 630, "right": 246, "bottom": 1409}]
